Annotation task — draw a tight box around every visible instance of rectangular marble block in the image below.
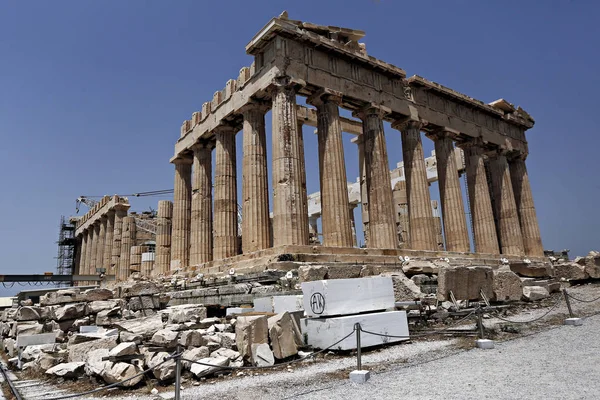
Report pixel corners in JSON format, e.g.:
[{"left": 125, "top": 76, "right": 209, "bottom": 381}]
[
  {"left": 253, "top": 295, "right": 304, "bottom": 314},
  {"left": 301, "top": 277, "right": 394, "bottom": 318},
  {"left": 300, "top": 310, "right": 409, "bottom": 350},
  {"left": 226, "top": 307, "right": 255, "bottom": 316}
]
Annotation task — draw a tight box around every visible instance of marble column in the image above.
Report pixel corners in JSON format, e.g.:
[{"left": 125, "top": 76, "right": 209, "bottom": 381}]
[
  {"left": 95, "top": 216, "right": 107, "bottom": 273},
  {"left": 308, "top": 215, "right": 319, "bottom": 244},
  {"left": 349, "top": 204, "right": 358, "bottom": 247},
  {"left": 429, "top": 130, "right": 470, "bottom": 252},
  {"left": 461, "top": 142, "right": 500, "bottom": 254},
  {"left": 171, "top": 156, "right": 192, "bottom": 270},
  {"left": 85, "top": 228, "right": 93, "bottom": 275},
  {"left": 393, "top": 180, "right": 410, "bottom": 248},
  {"left": 308, "top": 90, "right": 353, "bottom": 248},
  {"left": 509, "top": 155, "right": 544, "bottom": 256},
  {"left": 111, "top": 207, "right": 127, "bottom": 279},
  {"left": 352, "top": 136, "right": 369, "bottom": 247},
  {"left": 89, "top": 222, "right": 99, "bottom": 273},
  {"left": 355, "top": 106, "right": 397, "bottom": 249},
  {"left": 79, "top": 230, "right": 88, "bottom": 277},
  {"left": 120, "top": 216, "right": 136, "bottom": 281},
  {"left": 241, "top": 103, "right": 271, "bottom": 253},
  {"left": 393, "top": 120, "right": 437, "bottom": 251},
  {"left": 74, "top": 235, "right": 82, "bottom": 278},
  {"left": 103, "top": 211, "right": 114, "bottom": 270},
  {"left": 270, "top": 78, "right": 309, "bottom": 246},
  {"left": 190, "top": 142, "right": 213, "bottom": 264},
  {"left": 213, "top": 127, "right": 238, "bottom": 259},
  {"left": 156, "top": 200, "right": 173, "bottom": 275},
  {"left": 488, "top": 149, "right": 525, "bottom": 256}
]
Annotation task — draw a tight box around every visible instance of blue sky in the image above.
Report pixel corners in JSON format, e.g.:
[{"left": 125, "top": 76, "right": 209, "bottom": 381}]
[{"left": 1, "top": 1, "right": 598, "bottom": 296}]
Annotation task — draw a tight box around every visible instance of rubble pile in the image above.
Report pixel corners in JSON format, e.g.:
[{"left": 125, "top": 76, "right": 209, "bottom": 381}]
[{"left": 0, "top": 281, "right": 302, "bottom": 386}]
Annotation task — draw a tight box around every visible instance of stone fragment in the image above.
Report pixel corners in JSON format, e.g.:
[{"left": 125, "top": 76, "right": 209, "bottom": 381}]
[
  {"left": 251, "top": 343, "right": 274, "bottom": 367},
  {"left": 401, "top": 260, "right": 439, "bottom": 276},
  {"left": 326, "top": 264, "right": 363, "bottom": 280},
  {"left": 198, "top": 317, "right": 220, "bottom": 328},
  {"left": 510, "top": 262, "right": 552, "bottom": 278},
  {"left": 40, "top": 290, "right": 85, "bottom": 306},
  {"left": 267, "top": 312, "right": 298, "bottom": 359},
  {"left": 37, "top": 352, "right": 63, "bottom": 371},
  {"left": 190, "top": 356, "right": 229, "bottom": 378},
  {"left": 210, "top": 348, "right": 240, "bottom": 361},
  {"left": 55, "top": 303, "right": 87, "bottom": 321},
  {"left": 574, "top": 256, "right": 586, "bottom": 266},
  {"left": 585, "top": 254, "right": 600, "bottom": 278},
  {"left": 122, "top": 282, "right": 161, "bottom": 298},
  {"left": 178, "top": 330, "right": 206, "bottom": 348},
  {"left": 120, "top": 331, "right": 143, "bottom": 344},
  {"left": 16, "top": 307, "right": 41, "bottom": 321},
  {"left": 437, "top": 266, "right": 493, "bottom": 301},
  {"left": 298, "top": 265, "right": 329, "bottom": 282},
  {"left": 109, "top": 342, "right": 138, "bottom": 357},
  {"left": 128, "top": 296, "right": 160, "bottom": 311},
  {"left": 72, "top": 317, "right": 90, "bottom": 329},
  {"left": 68, "top": 336, "right": 118, "bottom": 362},
  {"left": 14, "top": 322, "right": 44, "bottom": 336},
  {"left": 492, "top": 269, "right": 523, "bottom": 301},
  {"left": 554, "top": 262, "right": 588, "bottom": 281},
  {"left": 101, "top": 362, "right": 144, "bottom": 386},
  {"left": 88, "top": 300, "right": 121, "bottom": 314},
  {"left": 150, "top": 329, "right": 179, "bottom": 348},
  {"left": 181, "top": 347, "right": 210, "bottom": 370},
  {"left": 385, "top": 273, "right": 423, "bottom": 301},
  {"left": 167, "top": 305, "right": 208, "bottom": 324},
  {"left": 84, "top": 349, "right": 111, "bottom": 376},
  {"left": 83, "top": 288, "right": 114, "bottom": 301},
  {"left": 148, "top": 352, "right": 176, "bottom": 381},
  {"left": 235, "top": 315, "right": 268, "bottom": 359},
  {"left": 95, "top": 307, "right": 121, "bottom": 326},
  {"left": 114, "top": 314, "right": 163, "bottom": 339},
  {"left": 522, "top": 286, "right": 550, "bottom": 301},
  {"left": 216, "top": 332, "right": 236, "bottom": 349},
  {"left": 45, "top": 362, "right": 85, "bottom": 378},
  {"left": 410, "top": 274, "right": 431, "bottom": 286}
]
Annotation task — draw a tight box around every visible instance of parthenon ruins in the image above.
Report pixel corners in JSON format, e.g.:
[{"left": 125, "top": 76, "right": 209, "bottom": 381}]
[{"left": 73, "top": 13, "right": 544, "bottom": 281}]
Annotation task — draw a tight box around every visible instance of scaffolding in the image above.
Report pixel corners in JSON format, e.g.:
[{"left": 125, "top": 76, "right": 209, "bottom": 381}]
[{"left": 56, "top": 216, "right": 76, "bottom": 284}]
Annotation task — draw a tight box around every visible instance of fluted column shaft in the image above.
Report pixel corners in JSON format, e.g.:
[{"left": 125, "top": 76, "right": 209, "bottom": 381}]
[
  {"left": 111, "top": 208, "right": 127, "bottom": 278},
  {"left": 171, "top": 157, "right": 192, "bottom": 270},
  {"left": 488, "top": 150, "right": 525, "bottom": 255},
  {"left": 509, "top": 156, "right": 544, "bottom": 256},
  {"left": 357, "top": 107, "right": 397, "bottom": 249},
  {"left": 84, "top": 228, "right": 93, "bottom": 275},
  {"left": 214, "top": 128, "right": 238, "bottom": 259},
  {"left": 103, "top": 212, "right": 114, "bottom": 270},
  {"left": 191, "top": 143, "right": 213, "bottom": 264},
  {"left": 96, "top": 217, "right": 107, "bottom": 273},
  {"left": 309, "top": 91, "right": 353, "bottom": 247},
  {"left": 353, "top": 136, "right": 369, "bottom": 246},
  {"left": 270, "top": 79, "right": 309, "bottom": 246},
  {"left": 79, "top": 231, "right": 88, "bottom": 276},
  {"left": 156, "top": 200, "right": 173, "bottom": 275},
  {"left": 462, "top": 144, "right": 500, "bottom": 254},
  {"left": 394, "top": 120, "right": 437, "bottom": 250},
  {"left": 120, "top": 216, "right": 136, "bottom": 281},
  {"left": 89, "top": 222, "right": 99, "bottom": 273},
  {"left": 431, "top": 131, "right": 470, "bottom": 252},
  {"left": 241, "top": 104, "right": 271, "bottom": 253}
]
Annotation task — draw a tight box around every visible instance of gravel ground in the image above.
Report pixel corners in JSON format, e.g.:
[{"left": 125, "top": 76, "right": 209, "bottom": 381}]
[{"left": 73, "top": 284, "right": 600, "bottom": 399}]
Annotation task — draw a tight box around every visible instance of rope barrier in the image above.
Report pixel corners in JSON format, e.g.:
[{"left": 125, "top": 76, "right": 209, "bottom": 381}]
[
  {"left": 484, "top": 294, "right": 563, "bottom": 324},
  {"left": 566, "top": 292, "right": 600, "bottom": 303}
]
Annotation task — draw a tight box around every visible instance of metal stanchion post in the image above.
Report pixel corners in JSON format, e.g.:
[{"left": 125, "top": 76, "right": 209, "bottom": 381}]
[
  {"left": 476, "top": 307, "right": 494, "bottom": 349},
  {"left": 175, "top": 345, "right": 182, "bottom": 400},
  {"left": 349, "top": 323, "right": 370, "bottom": 383},
  {"left": 563, "top": 289, "right": 583, "bottom": 326}
]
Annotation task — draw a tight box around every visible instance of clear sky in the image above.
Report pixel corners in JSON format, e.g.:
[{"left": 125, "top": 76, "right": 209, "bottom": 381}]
[{"left": 1, "top": 1, "right": 598, "bottom": 297}]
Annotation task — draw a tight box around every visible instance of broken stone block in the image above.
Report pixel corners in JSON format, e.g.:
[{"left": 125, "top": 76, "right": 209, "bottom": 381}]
[
  {"left": 178, "top": 330, "right": 206, "bottom": 348},
  {"left": 88, "top": 300, "right": 121, "bottom": 314},
  {"left": 190, "top": 356, "right": 229, "bottom": 378},
  {"left": 302, "top": 277, "right": 395, "bottom": 317},
  {"left": 84, "top": 348, "right": 111, "bottom": 376},
  {"left": 95, "top": 307, "right": 121, "bottom": 326},
  {"left": 268, "top": 312, "right": 298, "bottom": 359},
  {"left": 198, "top": 317, "right": 220, "bottom": 328},
  {"left": 210, "top": 348, "right": 240, "bottom": 361},
  {"left": 40, "top": 290, "right": 85, "bottom": 306},
  {"left": 327, "top": 264, "right": 364, "bottom": 280},
  {"left": 554, "top": 262, "right": 588, "bottom": 281},
  {"left": 114, "top": 314, "right": 163, "bottom": 339},
  {"left": 523, "top": 286, "right": 550, "bottom": 301},
  {"left": 492, "top": 269, "right": 523, "bottom": 302},
  {"left": 101, "top": 362, "right": 144, "bottom": 386},
  {"left": 150, "top": 329, "right": 179, "bottom": 348},
  {"left": 128, "top": 296, "right": 160, "bottom": 311},
  {"left": 401, "top": 260, "right": 439, "bottom": 276},
  {"left": 55, "top": 303, "right": 88, "bottom": 321},
  {"left": 251, "top": 343, "right": 274, "bottom": 367},
  {"left": 235, "top": 315, "right": 268, "bottom": 359},
  {"left": 109, "top": 342, "right": 138, "bottom": 358},
  {"left": 167, "top": 305, "right": 208, "bottom": 324},
  {"left": 574, "top": 256, "right": 586, "bottom": 266},
  {"left": 301, "top": 310, "right": 409, "bottom": 350},
  {"left": 119, "top": 331, "right": 143, "bottom": 344},
  {"left": 182, "top": 347, "right": 210, "bottom": 370},
  {"left": 83, "top": 288, "right": 113, "bottom": 301},
  {"left": 37, "top": 352, "right": 64, "bottom": 371},
  {"left": 384, "top": 272, "right": 423, "bottom": 301},
  {"left": 14, "top": 322, "right": 44, "bottom": 336},
  {"left": 68, "top": 336, "right": 118, "bottom": 362},
  {"left": 437, "top": 266, "right": 493, "bottom": 301},
  {"left": 216, "top": 332, "right": 236, "bottom": 349},
  {"left": 585, "top": 255, "right": 600, "bottom": 278},
  {"left": 148, "top": 352, "right": 176, "bottom": 381},
  {"left": 510, "top": 262, "right": 552, "bottom": 278},
  {"left": 298, "top": 265, "right": 329, "bottom": 282},
  {"left": 121, "top": 282, "right": 161, "bottom": 298},
  {"left": 45, "top": 362, "right": 85, "bottom": 378},
  {"left": 16, "top": 307, "right": 41, "bottom": 321}
]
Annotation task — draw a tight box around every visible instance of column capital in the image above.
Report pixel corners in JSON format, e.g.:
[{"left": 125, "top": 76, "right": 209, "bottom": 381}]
[
  {"left": 306, "top": 88, "right": 343, "bottom": 107},
  {"left": 352, "top": 103, "right": 391, "bottom": 120},
  {"left": 507, "top": 150, "right": 528, "bottom": 162},
  {"left": 425, "top": 126, "right": 460, "bottom": 141},
  {"left": 267, "top": 76, "right": 306, "bottom": 97},
  {"left": 390, "top": 117, "right": 425, "bottom": 132},
  {"left": 456, "top": 136, "right": 485, "bottom": 150},
  {"left": 191, "top": 139, "right": 215, "bottom": 152},
  {"left": 172, "top": 154, "right": 193, "bottom": 165},
  {"left": 239, "top": 100, "right": 271, "bottom": 116},
  {"left": 212, "top": 123, "right": 238, "bottom": 136}
]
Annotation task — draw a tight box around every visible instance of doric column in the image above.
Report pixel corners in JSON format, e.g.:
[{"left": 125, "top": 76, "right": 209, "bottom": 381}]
[
  {"left": 74, "top": 235, "right": 82, "bottom": 278},
  {"left": 509, "top": 155, "right": 544, "bottom": 256},
  {"left": 241, "top": 103, "right": 271, "bottom": 253},
  {"left": 103, "top": 211, "right": 114, "bottom": 270},
  {"left": 354, "top": 106, "right": 397, "bottom": 249},
  {"left": 190, "top": 142, "right": 213, "bottom": 264},
  {"left": 392, "top": 119, "right": 437, "bottom": 251},
  {"left": 428, "top": 130, "right": 470, "bottom": 252},
  {"left": 84, "top": 228, "right": 93, "bottom": 275},
  {"left": 96, "top": 216, "right": 107, "bottom": 273},
  {"left": 308, "top": 215, "right": 319, "bottom": 244},
  {"left": 120, "top": 216, "right": 136, "bottom": 281},
  {"left": 269, "top": 77, "right": 309, "bottom": 246},
  {"left": 393, "top": 180, "right": 410, "bottom": 248},
  {"left": 460, "top": 142, "right": 500, "bottom": 254},
  {"left": 352, "top": 136, "right": 369, "bottom": 246},
  {"left": 308, "top": 89, "right": 353, "bottom": 248},
  {"left": 156, "top": 200, "right": 173, "bottom": 275},
  {"left": 111, "top": 207, "right": 127, "bottom": 279},
  {"left": 213, "top": 127, "right": 238, "bottom": 259},
  {"left": 89, "top": 222, "right": 99, "bottom": 273},
  {"left": 349, "top": 204, "right": 358, "bottom": 247},
  {"left": 488, "top": 149, "right": 525, "bottom": 255},
  {"left": 79, "top": 230, "right": 88, "bottom": 277},
  {"left": 171, "top": 156, "right": 192, "bottom": 270}
]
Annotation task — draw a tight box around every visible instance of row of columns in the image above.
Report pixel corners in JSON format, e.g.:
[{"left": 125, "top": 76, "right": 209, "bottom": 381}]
[{"left": 171, "top": 80, "right": 544, "bottom": 270}]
